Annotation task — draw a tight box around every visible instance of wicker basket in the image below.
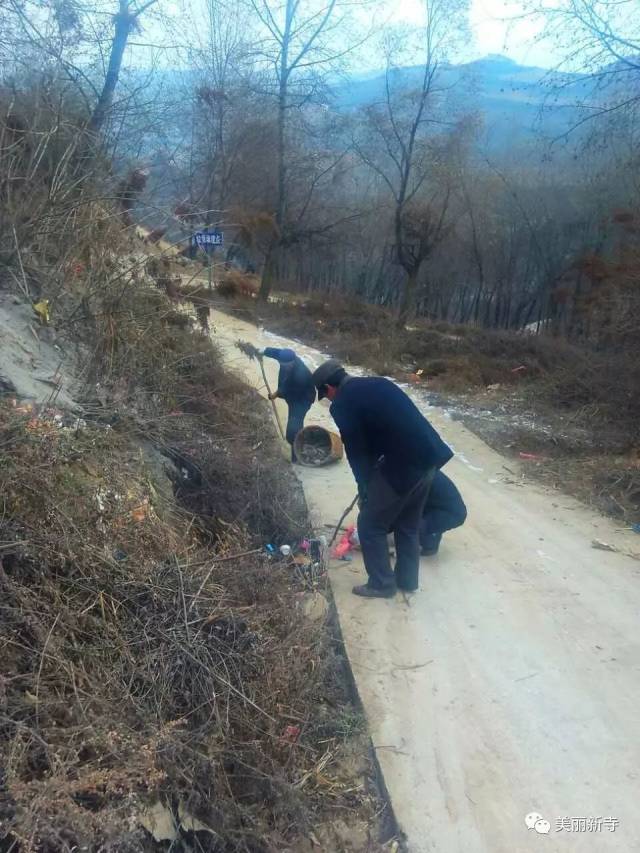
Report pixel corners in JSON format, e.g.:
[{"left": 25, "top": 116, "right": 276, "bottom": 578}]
[{"left": 294, "top": 426, "right": 343, "bottom": 467}]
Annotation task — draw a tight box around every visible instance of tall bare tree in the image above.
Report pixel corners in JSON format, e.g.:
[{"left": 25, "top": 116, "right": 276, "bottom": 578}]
[
  {"left": 353, "top": 0, "right": 470, "bottom": 326},
  {"left": 90, "top": 0, "right": 159, "bottom": 133},
  {"left": 249, "top": 0, "right": 366, "bottom": 300},
  {"left": 183, "top": 0, "right": 254, "bottom": 223}
]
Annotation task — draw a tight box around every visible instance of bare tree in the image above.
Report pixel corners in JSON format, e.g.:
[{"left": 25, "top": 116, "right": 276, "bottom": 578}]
[
  {"left": 3, "top": 0, "right": 162, "bottom": 134},
  {"left": 529, "top": 0, "right": 640, "bottom": 135},
  {"left": 249, "top": 0, "right": 368, "bottom": 300},
  {"left": 353, "top": 0, "right": 470, "bottom": 326},
  {"left": 90, "top": 0, "right": 159, "bottom": 133},
  {"left": 180, "top": 0, "right": 255, "bottom": 226}
]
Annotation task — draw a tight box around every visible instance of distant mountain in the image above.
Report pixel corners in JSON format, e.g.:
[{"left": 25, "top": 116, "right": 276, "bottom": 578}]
[{"left": 330, "top": 55, "right": 585, "bottom": 150}]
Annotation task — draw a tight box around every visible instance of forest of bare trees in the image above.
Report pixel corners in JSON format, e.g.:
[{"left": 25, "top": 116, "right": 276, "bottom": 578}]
[{"left": 1, "top": 0, "right": 638, "bottom": 342}]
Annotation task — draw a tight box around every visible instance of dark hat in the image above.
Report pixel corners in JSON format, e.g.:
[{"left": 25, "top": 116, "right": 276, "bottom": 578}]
[{"left": 312, "top": 359, "right": 345, "bottom": 399}]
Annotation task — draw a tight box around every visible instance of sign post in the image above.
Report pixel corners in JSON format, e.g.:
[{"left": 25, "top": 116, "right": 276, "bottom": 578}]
[{"left": 194, "top": 229, "right": 224, "bottom": 291}]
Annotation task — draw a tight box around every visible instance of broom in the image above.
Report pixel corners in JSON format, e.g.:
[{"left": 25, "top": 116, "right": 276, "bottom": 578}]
[{"left": 236, "top": 340, "right": 286, "bottom": 441}]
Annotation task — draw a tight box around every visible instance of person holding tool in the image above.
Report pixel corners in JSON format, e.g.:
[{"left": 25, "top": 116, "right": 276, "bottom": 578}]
[
  {"left": 420, "top": 469, "right": 467, "bottom": 555},
  {"left": 312, "top": 359, "right": 453, "bottom": 597},
  {"left": 262, "top": 347, "right": 316, "bottom": 463}
]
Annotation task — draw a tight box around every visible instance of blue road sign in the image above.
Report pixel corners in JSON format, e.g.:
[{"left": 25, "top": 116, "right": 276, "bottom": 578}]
[{"left": 194, "top": 229, "right": 224, "bottom": 251}]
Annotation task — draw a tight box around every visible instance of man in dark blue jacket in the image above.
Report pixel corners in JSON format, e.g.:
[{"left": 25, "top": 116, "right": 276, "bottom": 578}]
[
  {"left": 312, "top": 359, "right": 453, "bottom": 597},
  {"left": 420, "top": 469, "right": 467, "bottom": 556},
  {"left": 263, "top": 347, "right": 316, "bottom": 462}
]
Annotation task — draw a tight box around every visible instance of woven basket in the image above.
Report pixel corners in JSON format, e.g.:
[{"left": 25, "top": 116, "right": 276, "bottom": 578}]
[{"left": 294, "top": 426, "right": 343, "bottom": 467}]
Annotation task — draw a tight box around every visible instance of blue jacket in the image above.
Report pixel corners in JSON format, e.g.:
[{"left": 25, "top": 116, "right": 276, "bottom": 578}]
[
  {"left": 263, "top": 348, "right": 316, "bottom": 405},
  {"left": 330, "top": 376, "right": 453, "bottom": 494}
]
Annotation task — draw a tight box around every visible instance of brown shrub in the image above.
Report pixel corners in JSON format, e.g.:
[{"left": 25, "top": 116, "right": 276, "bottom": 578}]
[{"left": 218, "top": 268, "right": 260, "bottom": 299}]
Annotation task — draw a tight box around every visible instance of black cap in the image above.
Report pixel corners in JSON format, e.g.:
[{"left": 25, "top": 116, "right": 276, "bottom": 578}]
[{"left": 312, "top": 359, "right": 344, "bottom": 399}]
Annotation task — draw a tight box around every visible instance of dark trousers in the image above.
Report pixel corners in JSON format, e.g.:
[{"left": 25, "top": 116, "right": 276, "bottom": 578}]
[
  {"left": 286, "top": 398, "right": 313, "bottom": 461},
  {"left": 419, "top": 470, "right": 467, "bottom": 547},
  {"left": 358, "top": 468, "right": 435, "bottom": 592}
]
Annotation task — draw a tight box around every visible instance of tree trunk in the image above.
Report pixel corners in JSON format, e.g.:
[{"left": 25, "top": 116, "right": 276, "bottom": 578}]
[
  {"left": 397, "top": 267, "right": 419, "bottom": 328},
  {"left": 260, "top": 245, "right": 277, "bottom": 300},
  {"left": 259, "top": 0, "right": 292, "bottom": 302},
  {"left": 89, "top": 3, "right": 133, "bottom": 134}
]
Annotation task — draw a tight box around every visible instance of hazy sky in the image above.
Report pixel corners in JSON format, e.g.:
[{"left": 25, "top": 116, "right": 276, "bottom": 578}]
[
  {"left": 155, "top": 0, "right": 560, "bottom": 72},
  {"left": 390, "top": 0, "right": 556, "bottom": 68}
]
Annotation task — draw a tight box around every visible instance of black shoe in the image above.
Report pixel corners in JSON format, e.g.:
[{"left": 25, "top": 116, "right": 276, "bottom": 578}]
[
  {"left": 352, "top": 583, "right": 396, "bottom": 599},
  {"left": 421, "top": 533, "right": 442, "bottom": 556}
]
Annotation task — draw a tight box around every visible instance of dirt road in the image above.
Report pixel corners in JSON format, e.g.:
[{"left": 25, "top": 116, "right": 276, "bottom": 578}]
[{"left": 212, "top": 308, "right": 640, "bottom": 853}]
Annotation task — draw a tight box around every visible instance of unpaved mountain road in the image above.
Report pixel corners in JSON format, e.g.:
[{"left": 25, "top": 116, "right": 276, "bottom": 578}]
[{"left": 212, "top": 307, "right": 640, "bottom": 853}]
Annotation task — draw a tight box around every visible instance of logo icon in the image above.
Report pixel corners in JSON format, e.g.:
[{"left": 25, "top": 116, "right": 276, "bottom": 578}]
[
  {"left": 525, "top": 813, "right": 550, "bottom": 834},
  {"left": 526, "top": 813, "right": 543, "bottom": 830}
]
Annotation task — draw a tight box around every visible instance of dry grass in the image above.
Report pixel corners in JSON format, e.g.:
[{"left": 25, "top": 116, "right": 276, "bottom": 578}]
[
  {"left": 252, "top": 295, "right": 640, "bottom": 444},
  {"left": 0, "top": 341, "right": 384, "bottom": 850}
]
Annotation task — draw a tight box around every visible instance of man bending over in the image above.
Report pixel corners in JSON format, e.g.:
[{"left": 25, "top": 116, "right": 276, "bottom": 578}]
[
  {"left": 263, "top": 347, "right": 316, "bottom": 463},
  {"left": 312, "top": 359, "right": 453, "bottom": 597}
]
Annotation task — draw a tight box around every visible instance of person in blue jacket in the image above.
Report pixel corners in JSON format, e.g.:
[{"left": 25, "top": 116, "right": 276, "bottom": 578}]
[
  {"left": 312, "top": 359, "right": 453, "bottom": 597},
  {"left": 420, "top": 469, "right": 467, "bottom": 556},
  {"left": 262, "top": 347, "right": 316, "bottom": 462}
]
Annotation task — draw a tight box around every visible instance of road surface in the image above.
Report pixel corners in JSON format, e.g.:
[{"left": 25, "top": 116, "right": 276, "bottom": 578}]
[{"left": 212, "top": 308, "right": 640, "bottom": 853}]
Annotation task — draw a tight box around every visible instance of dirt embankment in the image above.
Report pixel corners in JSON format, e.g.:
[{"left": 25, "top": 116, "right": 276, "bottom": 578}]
[{"left": 0, "top": 264, "right": 394, "bottom": 851}]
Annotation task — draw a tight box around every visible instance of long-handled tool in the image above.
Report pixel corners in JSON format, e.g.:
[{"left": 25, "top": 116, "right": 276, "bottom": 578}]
[
  {"left": 236, "top": 340, "right": 285, "bottom": 441},
  {"left": 329, "top": 494, "right": 359, "bottom": 546}
]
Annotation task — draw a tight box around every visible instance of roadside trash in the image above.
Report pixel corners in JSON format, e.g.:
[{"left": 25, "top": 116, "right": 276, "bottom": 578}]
[
  {"left": 10, "top": 398, "right": 34, "bottom": 415},
  {"left": 280, "top": 724, "right": 301, "bottom": 745},
  {"left": 309, "top": 537, "right": 326, "bottom": 561},
  {"left": 265, "top": 543, "right": 276, "bottom": 554},
  {"left": 32, "top": 299, "right": 50, "bottom": 325},
  {"left": 95, "top": 488, "right": 108, "bottom": 513},
  {"left": 487, "top": 383, "right": 501, "bottom": 391},
  {"left": 139, "top": 801, "right": 177, "bottom": 842},
  {"left": 333, "top": 524, "right": 358, "bottom": 560},
  {"left": 519, "top": 451, "right": 546, "bottom": 461},
  {"left": 131, "top": 500, "right": 150, "bottom": 523},
  {"left": 592, "top": 539, "right": 617, "bottom": 552},
  {"left": 294, "top": 425, "right": 343, "bottom": 467},
  {"left": 280, "top": 544, "right": 291, "bottom": 557},
  {"left": 511, "top": 365, "right": 527, "bottom": 374}
]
